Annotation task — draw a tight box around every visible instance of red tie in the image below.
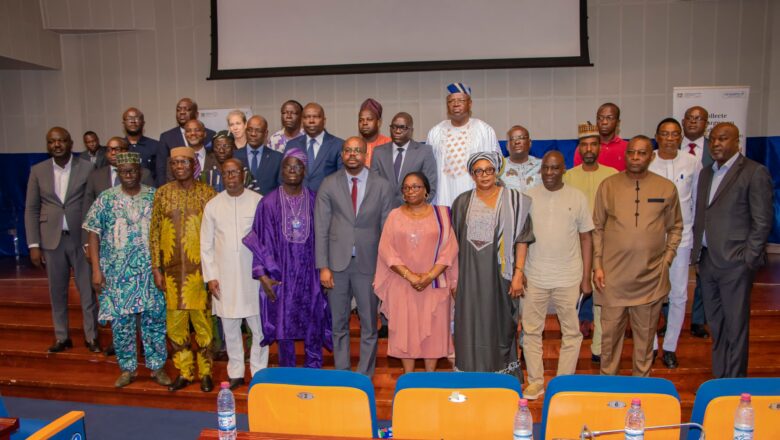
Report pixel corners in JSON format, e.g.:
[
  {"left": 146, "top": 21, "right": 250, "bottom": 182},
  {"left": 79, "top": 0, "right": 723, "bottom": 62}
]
[
  {"left": 688, "top": 143, "right": 697, "bottom": 155},
  {"left": 351, "top": 177, "right": 358, "bottom": 215}
]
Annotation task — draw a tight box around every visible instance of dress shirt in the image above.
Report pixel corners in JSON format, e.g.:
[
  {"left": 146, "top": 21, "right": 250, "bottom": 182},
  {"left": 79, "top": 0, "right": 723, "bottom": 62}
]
[
  {"left": 179, "top": 127, "right": 189, "bottom": 146},
  {"left": 703, "top": 152, "right": 740, "bottom": 247},
  {"left": 682, "top": 136, "right": 705, "bottom": 160},
  {"left": 345, "top": 167, "right": 369, "bottom": 215},
  {"left": 247, "top": 145, "right": 264, "bottom": 170},
  {"left": 392, "top": 141, "right": 410, "bottom": 172},
  {"left": 305, "top": 132, "right": 326, "bottom": 159},
  {"left": 110, "top": 166, "right": 119, "bottom": 187},
  {"left": 193, "top": 147, "right": 206, "bottom": 171},
  {"left": 53, "top": 157, "right": 73, "bottom": 231}
]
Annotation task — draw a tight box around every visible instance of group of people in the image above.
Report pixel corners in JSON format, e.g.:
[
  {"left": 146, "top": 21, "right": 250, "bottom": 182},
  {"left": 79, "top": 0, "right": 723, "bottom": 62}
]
[{"left": 24, "top": 82, "right": 773, "bottom": 401}]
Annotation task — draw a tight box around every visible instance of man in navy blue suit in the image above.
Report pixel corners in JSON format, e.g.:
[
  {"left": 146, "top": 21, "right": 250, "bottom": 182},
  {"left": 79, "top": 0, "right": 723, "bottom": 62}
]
[
  {"left": 157, "top": 98, "right": 215, "bottom": 186},
  {"left": 233, "top": 115, "right": 282, "bottom": 195},
  {"left": 122, "top": 107, "right": 163, "bottom": 186},
  {"left": 284, "top": 103, "right": 343, "bottom": 192}
]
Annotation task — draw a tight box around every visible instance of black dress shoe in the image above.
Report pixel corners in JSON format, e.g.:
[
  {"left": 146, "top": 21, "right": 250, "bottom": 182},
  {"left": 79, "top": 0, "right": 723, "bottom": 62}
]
[
  {"left": 591, "top": 354, "right": 601, "bottom": 364},
  {"left": 377, "top": 326, "right": 389, "bottom": 339},
  {"left": 103, "top": 343, "right": 115, "bottom": 356},
  {"left": 662, "top": 351, "right": 679, "bottom": 369},
  {"left": 168, "top": 376, "right": 191, "bottom": 392},
  {"left": 228, "top": 378, "right": 245, "bottom": 390},
  {"left": 201, "top": 375, "right": 214, "bottom": 392},
  {"left": 48, "top": 339, "right": 73, "bottom": 353},
  {"left": 85, "top": 339, "right": 102, "bottom": 353},
  {"left": 690, "top": 323, "right": 710, "bottom": 339}
]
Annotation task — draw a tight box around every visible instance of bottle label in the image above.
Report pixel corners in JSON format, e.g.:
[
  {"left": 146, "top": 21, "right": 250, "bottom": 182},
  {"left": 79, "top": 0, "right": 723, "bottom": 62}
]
[
  {"left": 218, "top": 411, "right": 236, "bottom": 432},
  {"left": 625, "top": 428, "right": 643, "bottom": 440},
  {"left": 513, "top": 429, "right": 533, "bottom": 440},
  {"left": 733, "top": 425, "right": 753, "bottom": 440}
]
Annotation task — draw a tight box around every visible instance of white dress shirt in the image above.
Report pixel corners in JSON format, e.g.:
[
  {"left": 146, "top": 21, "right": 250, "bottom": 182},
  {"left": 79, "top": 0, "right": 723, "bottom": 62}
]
[
  {"left": 682, "top": 136, "right": 705, "bottom": 160},
  {"left": 649, "top": 152, "right": 701, "bottom": 248},
  {"left": 52, "top": 157, "right": 73, "bottom": 231}
]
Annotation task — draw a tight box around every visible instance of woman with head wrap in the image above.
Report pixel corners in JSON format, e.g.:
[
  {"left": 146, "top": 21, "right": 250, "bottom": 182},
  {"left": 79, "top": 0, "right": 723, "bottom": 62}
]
[
  {"left": 450, "top": 151, "right": 534, "bottom": 381},
  {"left": 243, "top": 148, "right": 333, "bottom": 368}
]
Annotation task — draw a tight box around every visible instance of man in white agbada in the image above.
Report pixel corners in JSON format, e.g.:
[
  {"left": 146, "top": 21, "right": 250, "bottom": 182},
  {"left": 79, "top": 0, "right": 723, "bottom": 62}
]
[
  {"left": 201, "top": 158, "right": 269, "bottom": 389},
  {"left": 427, "top": 82, "right": 501, "bottom": 206}
]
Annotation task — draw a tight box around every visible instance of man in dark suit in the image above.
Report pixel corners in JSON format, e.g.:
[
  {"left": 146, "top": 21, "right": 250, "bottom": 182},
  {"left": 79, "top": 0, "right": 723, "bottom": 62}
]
[
  {"left": 24, "top": 127, "right": 100, "bottom": 353},
  {"left": 683, "top": 105, "right": 714, "bottom": 339},
  {"left": 82, "top": 131, "right": 106, "bottom": 168},
  {"left": 82, "top": 137, "right": 155, "bottom": 227},
  {"left": 691, "top": 122, "right": 774, "bottom": 378},
  {"left": 315, "top": 137, "right": 394, "bottom": 377},
  {"left": 233, "top": 115, "right": 282, "bottom": 195},
  {"left": 285, "top": 103, "right": 343, "bottom": 192},
  {"left": 123, "top": 107, "right": 163, "bottom": 186},
  {"left": 157, "top": 98, "right": 216, "bottom": 185},
  {"left": 163, "top": 119, "right": 217, "bottom": 183},
  {"left": 371, "top": 112, "right": 437, "bottom": 207}
]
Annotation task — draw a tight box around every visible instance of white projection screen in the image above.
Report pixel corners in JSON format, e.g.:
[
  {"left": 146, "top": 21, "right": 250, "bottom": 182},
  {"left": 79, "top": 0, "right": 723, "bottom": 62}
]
[{"left": 209, "top": 0, "right": 591, "bottom": 79}]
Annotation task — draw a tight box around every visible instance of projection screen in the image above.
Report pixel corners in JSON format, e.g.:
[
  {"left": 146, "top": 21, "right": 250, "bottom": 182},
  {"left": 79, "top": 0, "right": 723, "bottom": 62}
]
[{"left": 209, "top": 0, "right": 590, "bottom": 79}]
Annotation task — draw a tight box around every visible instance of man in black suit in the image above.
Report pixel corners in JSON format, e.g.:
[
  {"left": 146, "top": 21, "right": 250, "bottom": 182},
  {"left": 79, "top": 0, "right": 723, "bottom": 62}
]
[
  {"left": 123, "top": 107, "right": 163, "bottom": 186},
  {"left": 157, "top": 98, "right": 216, "bottom": 185},
  {"left": 370, "top": 112, "right": 438, "bottom": 207},
  {"left": 233, "top": 115, "right": 282, "bottom": 195},
  {"left": 682, "top": 105, "right": 714, "bottom": 339},
  {"left": 82, "top": 131, "right": 106, "bottom": 167},
  {"left": 284, "top": 103, "right": 343, "bottom": 192},
  {"left": 691, "top": 122, "right": 774, "bottom": 378}
]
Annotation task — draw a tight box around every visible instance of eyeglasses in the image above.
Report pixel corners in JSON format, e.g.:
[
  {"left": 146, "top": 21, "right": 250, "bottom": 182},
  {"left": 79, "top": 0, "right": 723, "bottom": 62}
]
[
  {"left": 342, "top": 148, "right": 365, "bottom": 155},
  {"left": 684, "top": 116, "right": 706, "bottom": 123},
  {"left": 212, "top": 143, "right": 234, "bottom": 150},
  {"left": 509, "top": 135, "right": 529, "bottom": 142},
  {"left": 123, "top": 116, "right": 142, "bottom": 122},
  {"left": 170, "top": 159, "right": 191, "bottom": 167},
  {"left": 223, "top": 169, "right": 242, "bottom": 177},
  {"left": 596, "top": 115, "right": 617, "bottom": 122},
  {"left": 471, "top": 167, "right": 496, "bottom": 177},
  {"left": 447, "top": 98, "right": 468, "bottom": 105},
  {"left": 402, "top": 184, "right": 424, "bottom": 192},
  {"left": 282, "top": 164, "right": 304, "bottom": 172},
  {"left": 390, "top": 124, "right": 411, "bottom": 132}
]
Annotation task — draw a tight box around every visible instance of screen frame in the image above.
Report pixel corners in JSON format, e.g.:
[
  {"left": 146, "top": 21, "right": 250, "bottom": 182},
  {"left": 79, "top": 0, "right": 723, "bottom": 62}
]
[{"left": 208, "top": 0, "right": 592, "bottom": 80}]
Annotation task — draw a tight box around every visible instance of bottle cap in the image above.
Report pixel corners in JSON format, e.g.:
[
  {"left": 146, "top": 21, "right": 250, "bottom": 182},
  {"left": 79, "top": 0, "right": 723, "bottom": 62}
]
[
  {"left": 631, "top": 398, "right": 641, "bottom": 406},
  {"left": 740, "top": 393, "right": 751, "bottom": 402},
  {"left": 220, "top": 381, "right": 230, "bottom": 389},
  {"left": 519, "top": 399, "right": 528, "bottom": 407}
]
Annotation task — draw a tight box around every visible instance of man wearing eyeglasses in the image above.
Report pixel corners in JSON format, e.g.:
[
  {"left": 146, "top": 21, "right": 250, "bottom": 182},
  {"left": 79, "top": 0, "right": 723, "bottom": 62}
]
[
  {"left": 502, "top": 125, "right": 541, "bottom": 193},
  {"left": 315, "top": 137, "right": 394, "bottom": 377},
  {"left": 122, "top": 107, "right": 164, "bottom": 186},
  {"left": 426, "top": 83, "right": 501, "bottom": 206},
  {"left": 573, "top": 103, "right": 628, "bottom": 171},
  {"left": 371, "top": 112, "right": 438, "bottom": 207}
]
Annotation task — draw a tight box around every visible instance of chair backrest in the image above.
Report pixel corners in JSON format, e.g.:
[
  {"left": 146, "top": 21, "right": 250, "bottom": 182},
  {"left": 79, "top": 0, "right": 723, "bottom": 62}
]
[
  {"left": 391, "top": 372, "right": 522, "bottom": 440},
  {"left": 689, "top": 378, "right": 780, "bottom": 440},
  {"left": 542, "top": 375, "right": 681, "bottom": 440},
  {"left": 248, "top": 367, "right": 378, "bottom": 438}
]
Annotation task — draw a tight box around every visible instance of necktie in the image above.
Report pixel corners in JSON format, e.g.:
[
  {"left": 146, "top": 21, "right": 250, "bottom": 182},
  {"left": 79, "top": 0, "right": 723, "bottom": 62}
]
[
  {"left": 351, "top": 177, "right": 358, "bottom": 216},
  {"left": 307, "top": 138, "right": 316, "bottom": 167},
  {"left": 688, "top": 143, "right": 697, "bottom": 155},
  {"left": 112, "top": 169, "right": 120, "bottom": 187},
  {"left": 251, "top": 149, "right": 260, "bottom": 177},
  {"left": 394, "top": 147, "right": 405, "bottom": 182},
  {"left": 194, "top": 152, "right": 202, "bottom": 178}
]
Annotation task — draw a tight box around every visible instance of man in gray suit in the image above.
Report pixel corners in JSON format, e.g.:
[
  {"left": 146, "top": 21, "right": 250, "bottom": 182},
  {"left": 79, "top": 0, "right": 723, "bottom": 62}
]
[
  {"left": 691, "top": 122, "right": 774, "bottom": 378},
  {"left": 370, "top": 112, "right": 437, "bottom": 208},
  {"left": 315, "top": 137, "right": 394, "bottom": 376},
  {"left": 682, "top": 105, "right": 713, "bottom": 339},
  {"left": 25, "top": 127, "right": 99, "bottom": 353}
]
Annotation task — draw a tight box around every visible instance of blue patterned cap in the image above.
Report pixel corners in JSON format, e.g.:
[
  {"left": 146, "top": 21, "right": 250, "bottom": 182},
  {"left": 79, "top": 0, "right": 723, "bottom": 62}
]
[{"left": 446, "top": 82, "right": 471, "bottom": 96}]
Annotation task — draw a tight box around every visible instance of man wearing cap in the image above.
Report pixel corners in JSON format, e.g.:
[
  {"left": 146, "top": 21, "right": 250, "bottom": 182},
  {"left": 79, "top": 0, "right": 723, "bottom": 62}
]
[
  {"left": 573, "top": 103, "right": 628, "bottom": 172},
  {"left": 358, "top": 98, "right": 391, "bottom": 167},
  {"left": 201, "top": 131, "right": 261, "bottom": 193},
  {"left": 83, "top": 152, "right": 171, "bottom": 388},
  {"left": 166, "top": 119, "right": 217, "bottom": 183},
  {"left": 427, "top": 83, "right": 500, "bottom": 206},
  {"left": 592, "top": 136, "right": 683, "bottom": 377},
  {"left": 244, "top": 149, "right": 333, "bottom": 369},
  {"left": 201, "top": 159, "right": 269, "bottom": 389},
  {"left": 150, "top": 146, "right": 217, "bottom": 392},
  {"left": 502, "top": 125, "right": 541, "bottom": 193},
  {"left": 563, "top": 122, "right": 618, "bottom": 363}
]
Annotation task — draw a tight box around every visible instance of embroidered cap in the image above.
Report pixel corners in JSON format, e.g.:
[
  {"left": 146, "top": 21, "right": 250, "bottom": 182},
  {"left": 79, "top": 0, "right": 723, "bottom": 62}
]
[
  {"left": 114, "top": 152, "right": 141, "bottom": 165},
  {"left": 578, "top": 121, "right": 599, "bottom": 139},
  {"left": 446, "top": 82, "right": 471, "bottom": 96}
]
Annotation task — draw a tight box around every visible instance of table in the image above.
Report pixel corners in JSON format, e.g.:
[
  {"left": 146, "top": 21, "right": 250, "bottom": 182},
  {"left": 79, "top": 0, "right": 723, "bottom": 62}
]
[
  {"left": 0, "top": 418, "right": 19, "bottom": 440},
  {"left": 198, "top": 429, "right": 379, "bottom": 440}
]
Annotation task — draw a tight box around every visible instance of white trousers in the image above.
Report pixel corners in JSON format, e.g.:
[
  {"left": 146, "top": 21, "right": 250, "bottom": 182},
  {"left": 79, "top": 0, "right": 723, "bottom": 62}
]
[
  {"left": 221, "top": 315, "right": 269, "bottom": 380},
  {"left": 654, "top": 246, "right": 692, "bottom": 352}
]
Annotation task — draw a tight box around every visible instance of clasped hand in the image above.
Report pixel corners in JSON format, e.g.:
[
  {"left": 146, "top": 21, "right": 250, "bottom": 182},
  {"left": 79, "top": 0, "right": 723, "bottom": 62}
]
[{"left": 407, "top": 272, "right": 433, "bottom": 292}]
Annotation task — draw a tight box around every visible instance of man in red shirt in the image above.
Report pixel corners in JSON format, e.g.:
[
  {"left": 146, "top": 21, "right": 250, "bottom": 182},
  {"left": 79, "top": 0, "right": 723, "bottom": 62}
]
[{"left": 573, "top": 103, "right": 628, "bottom": 171}]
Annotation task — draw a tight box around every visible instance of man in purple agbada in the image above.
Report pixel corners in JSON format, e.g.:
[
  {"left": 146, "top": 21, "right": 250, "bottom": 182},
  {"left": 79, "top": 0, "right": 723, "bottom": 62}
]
[{"left": 243, "top": 148, "right": 332, "bottom": 367}]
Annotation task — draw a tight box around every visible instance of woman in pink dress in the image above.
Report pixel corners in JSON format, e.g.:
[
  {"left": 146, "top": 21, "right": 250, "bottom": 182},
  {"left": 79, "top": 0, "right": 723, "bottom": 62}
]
[{"left": 374, "top": 172, "right": 459, "bottom": 373}]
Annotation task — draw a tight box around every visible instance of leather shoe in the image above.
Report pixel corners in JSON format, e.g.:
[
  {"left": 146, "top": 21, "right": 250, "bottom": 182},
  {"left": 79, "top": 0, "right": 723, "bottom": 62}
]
[
  {"left": 114, "top": 371, "right": 137, "bottom": 388},
  {"left": 47, "top": 339, "right": 73, "bottom": 353},
  {"left": 591, "top": 354, "right": 601, "bottom": 364},
  {"left": 103, "top": 343, "right": 115, "bottom": 356},
  {"left": 201, "top": 375, "right": 214, "bottom": 392},
  {"left": 690, "top": 323, "right": 710, "bottom": 339},
  {"left": 85, "top": 339, "right": 102, "bottom": 353},
  {"left": 228, "top": 378, "right": 245, "bottom": 390},
  {"left": 168, "top": 376, "right": 191, "bottom": 392},
  {"left": 662, "top": 351, "right": 678, "bottom": 369},
  {"left": 377, "top": 326, "right": 389, "bottom": 339},
  {"left": 151, "top": 369, "right": 173, "bottom": 387}
]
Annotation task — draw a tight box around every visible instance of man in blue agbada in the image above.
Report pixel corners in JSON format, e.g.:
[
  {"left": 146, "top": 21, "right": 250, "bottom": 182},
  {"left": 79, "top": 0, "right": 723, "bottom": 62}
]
[{"left": 83, "top": 152, "right": 171, "bottom": 388}]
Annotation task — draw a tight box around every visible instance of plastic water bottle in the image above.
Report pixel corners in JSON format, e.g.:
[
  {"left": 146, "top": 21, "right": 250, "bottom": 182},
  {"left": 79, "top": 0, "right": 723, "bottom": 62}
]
[
  {"left": 513, "top": 398, "right": 533, "bottom": 440},
  {"left": 733, "top": 393, "right": 754, "bottom": 440},
  {"left": 217, "top": 381, "right": 237, "bottom": 440},
  {"left": 624, "top": 398, "right": 645, "bottom": 440}
]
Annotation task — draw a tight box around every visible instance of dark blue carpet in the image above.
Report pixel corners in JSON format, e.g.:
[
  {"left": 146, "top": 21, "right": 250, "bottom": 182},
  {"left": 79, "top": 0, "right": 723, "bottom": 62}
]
[{"left": 3, "top": 396, "right": 249, "bottom": 439}]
